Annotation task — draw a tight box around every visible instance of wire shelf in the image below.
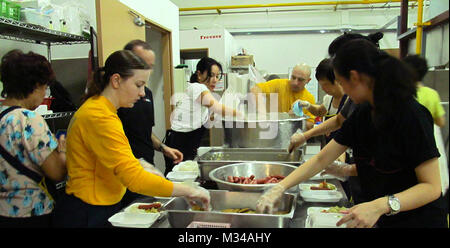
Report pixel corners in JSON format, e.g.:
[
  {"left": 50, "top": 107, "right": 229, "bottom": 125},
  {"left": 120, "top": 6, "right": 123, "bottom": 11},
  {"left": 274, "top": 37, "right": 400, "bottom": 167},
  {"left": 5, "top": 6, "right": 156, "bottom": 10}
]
[
  {"left": 42, "top": 111, "right": 75, "bottom": 120},
  {"left": 0, "top": 17, "right": 89, "bottom": 45}
]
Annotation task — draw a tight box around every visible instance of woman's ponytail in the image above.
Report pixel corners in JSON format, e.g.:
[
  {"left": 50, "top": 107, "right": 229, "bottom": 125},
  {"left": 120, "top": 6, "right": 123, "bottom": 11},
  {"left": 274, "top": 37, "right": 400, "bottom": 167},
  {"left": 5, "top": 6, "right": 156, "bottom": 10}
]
[
  {"left": 190, "top": 72, "right": 198, "bottom": 83},
  {"left": 371, "top": 53, "right": 416, "bottom": 129},
  {"left": 333, "top": 39, "right": 416, "bottom": 131},
  {"left": 80, "top": 50, "right": 149, "bottom": 104}
]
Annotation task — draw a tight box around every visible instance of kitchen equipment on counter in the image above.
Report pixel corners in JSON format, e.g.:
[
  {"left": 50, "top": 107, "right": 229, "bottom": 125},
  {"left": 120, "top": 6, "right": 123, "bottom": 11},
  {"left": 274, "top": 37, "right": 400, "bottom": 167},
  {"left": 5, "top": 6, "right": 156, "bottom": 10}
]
[
  {"left": 166, "top": 190, "right": 296, "bottom": 228},
  {"left": 208, "top": 162, "right": 298, "bottom": 192},
  {"left": 222, "top": 113, "right": 307, "bottom": 149},
  {"left": 197, "top": 147, "right": 303, "bottom": 181}
]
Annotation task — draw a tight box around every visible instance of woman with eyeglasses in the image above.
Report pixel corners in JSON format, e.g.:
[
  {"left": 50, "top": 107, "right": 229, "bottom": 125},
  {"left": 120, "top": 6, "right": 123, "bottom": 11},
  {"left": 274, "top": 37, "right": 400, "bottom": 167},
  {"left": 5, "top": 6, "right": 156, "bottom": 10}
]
[
  {"left": 0, "top": 50, "right": 66, "bottom": 227},
  {"left": 163, "top": 57, "right": 242, "bottom": 174}
]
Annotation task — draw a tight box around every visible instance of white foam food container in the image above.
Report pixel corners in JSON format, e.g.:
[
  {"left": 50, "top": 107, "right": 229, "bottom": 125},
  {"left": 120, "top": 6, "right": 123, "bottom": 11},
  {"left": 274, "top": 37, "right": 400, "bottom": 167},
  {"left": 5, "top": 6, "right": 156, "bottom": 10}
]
[
  {"left": 172, "top": 160, "right": 200, "bottom": 173},
  {"left": 300, "top": 191, "right": 343, "bottom": 203},
  {"left": 306, "top": 212, "right": 347, "bottom": 228},
  {"left": 306, "top": 207, "right": 330, "bottom": 216},
  {"left": 167, "top": 171, "right": 199, "bottom": 182},
  {"left": 124, "top": 202, "right": 163, "bottom": 214},
  {"left": 108, "top": 212, "right": 160, "bottom": 228},
  {"left": 299, "top": 183, "right": 343, "bottom": 202},
  {"left": 299, "top": 183, "right": 337, "bottom": 193}
]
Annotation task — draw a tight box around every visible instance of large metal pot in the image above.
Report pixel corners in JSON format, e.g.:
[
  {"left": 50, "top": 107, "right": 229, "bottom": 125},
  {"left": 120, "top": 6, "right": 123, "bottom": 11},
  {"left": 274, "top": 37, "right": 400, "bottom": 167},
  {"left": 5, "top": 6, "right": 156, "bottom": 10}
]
[{"left": 222, "top": 113, "right": 307, "bottom": 148}]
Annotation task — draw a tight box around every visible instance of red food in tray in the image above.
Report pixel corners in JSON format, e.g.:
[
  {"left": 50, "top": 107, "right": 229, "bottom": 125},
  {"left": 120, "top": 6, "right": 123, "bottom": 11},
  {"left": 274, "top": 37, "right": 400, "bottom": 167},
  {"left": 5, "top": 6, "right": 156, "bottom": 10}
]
[{"left": 226, "top": 174, "right": 285, "bottom": 184}]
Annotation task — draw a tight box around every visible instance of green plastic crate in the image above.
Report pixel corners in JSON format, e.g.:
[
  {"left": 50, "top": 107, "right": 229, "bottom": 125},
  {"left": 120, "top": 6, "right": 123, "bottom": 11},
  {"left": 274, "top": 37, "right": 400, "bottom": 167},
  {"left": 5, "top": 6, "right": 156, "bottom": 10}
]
[
  {"left": 0, "top": 0, "right": 8, "bottom": 18},
  {"left": 7, "top": 1, "right": 20, "bottom": 21}
]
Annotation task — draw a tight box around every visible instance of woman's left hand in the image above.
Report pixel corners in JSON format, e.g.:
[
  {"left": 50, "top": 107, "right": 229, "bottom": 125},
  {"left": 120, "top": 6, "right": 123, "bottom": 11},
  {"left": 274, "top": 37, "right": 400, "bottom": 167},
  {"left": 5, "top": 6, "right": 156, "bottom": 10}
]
[
  {"left": 163, "top": 146, "right": 184, "bottom": 164},
  {"left": 336, "top": 201, "right": 384, "bottom": 228}
]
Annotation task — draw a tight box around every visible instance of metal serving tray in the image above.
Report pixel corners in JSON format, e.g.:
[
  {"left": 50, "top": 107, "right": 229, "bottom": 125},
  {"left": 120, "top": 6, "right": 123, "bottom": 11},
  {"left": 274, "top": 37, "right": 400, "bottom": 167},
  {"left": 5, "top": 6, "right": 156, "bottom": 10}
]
[
  {"left": 197, "top": 148, "right": 303, "bottom": 181},
  {"left": 166, "top": 190, "right": 296, "bottom": 228}
]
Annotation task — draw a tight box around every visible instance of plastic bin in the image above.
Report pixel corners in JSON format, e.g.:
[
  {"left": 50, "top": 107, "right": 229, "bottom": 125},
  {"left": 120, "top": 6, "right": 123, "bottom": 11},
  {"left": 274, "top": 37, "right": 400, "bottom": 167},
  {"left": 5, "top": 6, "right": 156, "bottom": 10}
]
[
  {"left": 7, "top": 1, "right": 20, "bottom": 20},
  {"left": 1, "top": 0, "right": 8, "bottom": 18},
  {"left": 21, "top": 8, "right": 50, "bottom": 27}
]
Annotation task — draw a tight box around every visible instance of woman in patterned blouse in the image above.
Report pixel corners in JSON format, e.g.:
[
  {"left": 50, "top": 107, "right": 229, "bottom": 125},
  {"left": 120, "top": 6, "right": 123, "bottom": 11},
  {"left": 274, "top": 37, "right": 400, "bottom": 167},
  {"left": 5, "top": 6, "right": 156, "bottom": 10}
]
[{"left": 0, "top": 50, "right": 66, "bottom": 227}]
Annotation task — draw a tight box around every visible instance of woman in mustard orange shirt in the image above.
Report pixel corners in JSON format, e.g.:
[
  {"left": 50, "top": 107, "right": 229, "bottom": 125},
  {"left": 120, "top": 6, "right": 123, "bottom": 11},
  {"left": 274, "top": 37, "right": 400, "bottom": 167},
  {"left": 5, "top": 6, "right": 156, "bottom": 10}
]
[{"left": 53, "top": 50, "right": 210, "bottom": 227}]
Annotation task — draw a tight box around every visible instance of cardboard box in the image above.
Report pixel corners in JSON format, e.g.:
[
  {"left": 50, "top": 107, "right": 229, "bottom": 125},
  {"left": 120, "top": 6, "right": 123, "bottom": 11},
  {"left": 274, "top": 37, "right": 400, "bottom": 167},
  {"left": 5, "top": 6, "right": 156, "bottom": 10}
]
[{"left": 231, "top": 55, "right": 254, "bottom": 66}]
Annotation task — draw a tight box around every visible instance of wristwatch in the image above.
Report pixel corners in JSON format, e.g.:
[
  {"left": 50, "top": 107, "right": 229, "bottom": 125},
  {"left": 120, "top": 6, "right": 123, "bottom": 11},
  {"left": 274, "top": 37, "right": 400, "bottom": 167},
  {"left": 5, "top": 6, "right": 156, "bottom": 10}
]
[
  {"left": 386, "top": 195, "right": 401, "bottom": 216},
  {"left": 158, "top": 143, "right": 167, "bottom": 152}
]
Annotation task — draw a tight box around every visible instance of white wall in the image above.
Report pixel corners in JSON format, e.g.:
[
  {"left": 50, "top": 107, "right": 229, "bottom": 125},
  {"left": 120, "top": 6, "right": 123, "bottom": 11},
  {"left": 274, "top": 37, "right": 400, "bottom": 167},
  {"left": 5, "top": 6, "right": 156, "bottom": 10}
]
[
  {"left": 120, "top": 0, "right": 180, "bottom": 66},
  {"left": 234, "top": 31, "right": 399, "bottom": 75},
  {"left": 180, "top": 28, "right": 231, "bottom": 66},
  {"left": 427, "top": 0, "right": 449, "bottom": 20}
]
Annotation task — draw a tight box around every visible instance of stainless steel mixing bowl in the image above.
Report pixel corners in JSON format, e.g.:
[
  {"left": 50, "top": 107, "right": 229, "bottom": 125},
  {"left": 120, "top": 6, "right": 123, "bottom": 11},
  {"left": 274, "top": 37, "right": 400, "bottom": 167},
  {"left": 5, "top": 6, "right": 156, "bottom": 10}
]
[{"left": 208, "top": 162, "right": 298, "bottom": 192}]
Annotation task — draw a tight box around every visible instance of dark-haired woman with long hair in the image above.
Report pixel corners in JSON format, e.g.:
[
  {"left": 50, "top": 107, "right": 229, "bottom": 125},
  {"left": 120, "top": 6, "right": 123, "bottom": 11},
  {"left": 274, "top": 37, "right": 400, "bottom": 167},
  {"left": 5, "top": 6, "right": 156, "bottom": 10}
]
[
  {"left": 256, "top": 39, "right": 446, "bottom": 228},
  {"left": 163, "top": 57, "right": 242, "bottom": 174},
  {"left": 0, "top": 50, "right": 66, "bottom": 227},
  {"left": 52, "top": 50, "right": 210, "bottom": 227}
]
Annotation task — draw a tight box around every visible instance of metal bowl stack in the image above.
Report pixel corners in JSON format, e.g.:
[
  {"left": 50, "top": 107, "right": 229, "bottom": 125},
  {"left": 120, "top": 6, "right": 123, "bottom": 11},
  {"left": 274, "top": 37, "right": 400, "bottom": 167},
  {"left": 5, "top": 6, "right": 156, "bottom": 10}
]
[{"left": 208, "top": 162, "right": 298, "bottom": 192}]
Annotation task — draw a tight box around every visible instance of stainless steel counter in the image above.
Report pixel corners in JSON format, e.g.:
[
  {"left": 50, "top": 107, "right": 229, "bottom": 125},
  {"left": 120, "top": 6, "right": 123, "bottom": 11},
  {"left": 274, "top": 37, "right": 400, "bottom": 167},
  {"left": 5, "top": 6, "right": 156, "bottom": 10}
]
[
  {"left": 140, "top": 179, "right": 349, "bottom": 228},
  {"left": 118, "top": 144, "right": 350, "bottom": 228}
]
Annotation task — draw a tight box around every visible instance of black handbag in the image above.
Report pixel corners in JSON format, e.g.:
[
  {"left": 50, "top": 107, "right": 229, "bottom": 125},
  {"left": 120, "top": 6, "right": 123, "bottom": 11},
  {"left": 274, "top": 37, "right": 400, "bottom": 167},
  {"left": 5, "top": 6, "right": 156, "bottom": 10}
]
[{"left": 0, "top": 106, "right": 63, "bottom": 202}]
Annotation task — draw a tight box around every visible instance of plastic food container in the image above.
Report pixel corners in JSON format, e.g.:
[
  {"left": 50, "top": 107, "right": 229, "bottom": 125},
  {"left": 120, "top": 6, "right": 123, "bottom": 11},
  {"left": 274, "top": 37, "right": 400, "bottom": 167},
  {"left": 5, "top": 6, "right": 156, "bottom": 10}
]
[
  {"left": 307, "top": 212, "right": 347, "bottom": 228},
  {"left": 172, "top": 160, "right": 199, "bottom": 173},
  {"left": 108, "top": 212, "right": 160, "bottom": 228},
  {"left": 167, "top": 171, "right": 199, "bottom": 182},
  {"left": 124, "top": 202, "right": 163, "bottom": 214},
  {"left": 299, "top": 183, "right": 337, "bottom": 193},
  {"left": 20, "top": 8, "right": 50, "bottom": 27},
  {"left": 299, "top": 183, "right": 343, "bottom": 202}
]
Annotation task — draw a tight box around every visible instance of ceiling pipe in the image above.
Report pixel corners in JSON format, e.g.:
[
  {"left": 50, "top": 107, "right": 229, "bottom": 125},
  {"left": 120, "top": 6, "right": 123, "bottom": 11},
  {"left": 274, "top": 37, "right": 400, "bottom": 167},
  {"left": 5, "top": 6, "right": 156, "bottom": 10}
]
[
  {"left": 179, "top": 0, "right": 418, "bottom": 12},
  {"left": 179, "top": 4, "right": 422, "bottom": 17}
]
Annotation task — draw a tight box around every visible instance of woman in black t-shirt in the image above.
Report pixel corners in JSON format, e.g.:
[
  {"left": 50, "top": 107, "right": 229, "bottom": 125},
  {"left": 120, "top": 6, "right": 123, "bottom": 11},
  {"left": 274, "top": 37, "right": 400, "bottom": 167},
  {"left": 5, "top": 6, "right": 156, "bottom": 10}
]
[{"left": 256, "top": 39, "right": 446, "bottom": 228}]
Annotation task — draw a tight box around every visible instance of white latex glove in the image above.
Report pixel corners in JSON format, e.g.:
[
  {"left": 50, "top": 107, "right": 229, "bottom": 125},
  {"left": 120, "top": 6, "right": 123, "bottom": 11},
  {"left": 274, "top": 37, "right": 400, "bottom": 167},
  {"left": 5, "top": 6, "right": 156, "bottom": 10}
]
[
  {"left": 295, "top": 100, "right": 311, "bottom": 109},
  {"left": 256, "top": 184, "right": 286, "bottom": 214},
  {"left": 184, "top": 186, "right": 211, "bottom": 211},
  {"left": 138, "top": 158, "right": 165, "bottom": 178},
  {"left": 320, "top": 160, "right": 352, "bottom": 181},
  {"left": 288, "top": 132, "right": 306, "bottom": 153}
]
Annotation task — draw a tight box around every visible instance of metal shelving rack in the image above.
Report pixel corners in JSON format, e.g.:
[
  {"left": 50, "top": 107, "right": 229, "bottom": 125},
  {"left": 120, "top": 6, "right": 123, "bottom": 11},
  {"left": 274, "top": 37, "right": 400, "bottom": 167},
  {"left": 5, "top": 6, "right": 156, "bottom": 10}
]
[
  {"left": 0, "top": 16, "right": 90, "bottom": 59},
  {"left": 0, "top": 16, "right": 90, "bottom": 120},
  {"left": 41, "top": 111, "right": 74, "bottom": 120}
]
